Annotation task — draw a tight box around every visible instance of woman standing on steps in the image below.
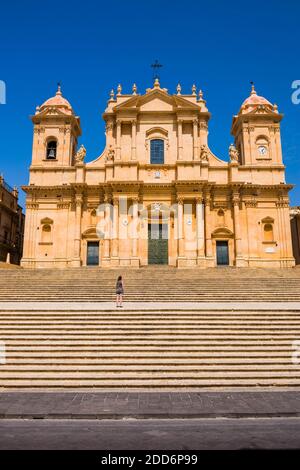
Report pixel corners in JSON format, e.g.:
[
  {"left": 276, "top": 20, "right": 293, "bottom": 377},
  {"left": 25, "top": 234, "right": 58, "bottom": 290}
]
[{"left": 116, "top": 275, "right": 124, "bottom": 308}]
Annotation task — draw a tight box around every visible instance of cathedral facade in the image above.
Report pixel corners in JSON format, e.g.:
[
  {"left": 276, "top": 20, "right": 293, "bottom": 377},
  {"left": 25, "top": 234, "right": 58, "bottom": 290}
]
[{"left": 21, "top": 80, "right": 295, "bottom": 268}]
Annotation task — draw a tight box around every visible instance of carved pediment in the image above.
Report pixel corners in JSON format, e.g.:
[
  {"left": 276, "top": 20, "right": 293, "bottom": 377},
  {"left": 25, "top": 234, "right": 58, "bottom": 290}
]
[
  {"left": 40, "top": 217, "right": 53, "bottom": 225},
  {"left": 35, "top": 107, "right": 69, "bottom": 118},
  {"left": 211, "top": 227, "right": 234, "bottom": 238},
  {"left": 146, "top": 127, "right": 168, "bottom": 138},
  {"left": 245, "top": 106, "right": 281, "bottom": 118},
  {"left": 82, "top": 226, "right": 100, "bottom": 239},
  {"left": 261, "top": 216, "right": 274, "bottom": 224},
  {"left": 113, "top": 88, "right": 200, "bottom": 113},
  {"left": 140, "top": 96, "right": 174, "bottom": 112}
]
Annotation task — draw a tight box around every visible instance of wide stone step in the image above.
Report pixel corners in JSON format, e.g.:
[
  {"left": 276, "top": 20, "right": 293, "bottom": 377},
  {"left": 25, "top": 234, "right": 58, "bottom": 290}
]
[
  {"left": 0, "top": 314, "right": 300, "bottom": 327},
  {"left": 3, "top": 357, "right": 294, "bottom": 364},
  {"left": 4, "top": 352, "right": 293, "bottom": 359},
  {"left": 4, "top": 341, "right": 295, "bottom": 348},
  {"left": 1, "top": 315, "right": 300, "bottom": 322},
  {"left": 0, "top": 331, "right": 299, "bottom": 342},
  {"left": 0, "top": 364, "right": 299, "bottom": 372},
  {"left": 3, "top": 346, "right": 296, "bottom": 353},
  {"left": 1, "top": 370, "right": 300, "bottom": 379},
  {"left": 1, "top": 285, "right": 298, "bottom": 288},
  {"left": 1, "top": 324, "right": 300, "bottom": 332},
  {"left": 1, "top": 378, "right": 300, "bottom": 389}
]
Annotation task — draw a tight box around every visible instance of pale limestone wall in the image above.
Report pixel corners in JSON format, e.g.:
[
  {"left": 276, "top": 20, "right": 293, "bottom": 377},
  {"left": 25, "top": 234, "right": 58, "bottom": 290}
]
[{"left": 21, "top": 81, "right": 295, "bottom": 268}]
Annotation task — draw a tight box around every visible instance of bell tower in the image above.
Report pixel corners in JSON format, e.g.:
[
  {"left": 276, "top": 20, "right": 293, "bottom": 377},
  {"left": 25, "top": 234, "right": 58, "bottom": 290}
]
[
  {"left": 231, "top": 84, "right": 284, "bottom": 167},
  {"left": 30, "top": 85, "right": 81, "bottom": 175}
]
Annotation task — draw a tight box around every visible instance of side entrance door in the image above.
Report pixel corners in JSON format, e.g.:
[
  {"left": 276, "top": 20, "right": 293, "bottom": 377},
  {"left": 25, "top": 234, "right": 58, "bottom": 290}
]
[
  {"left": 148, "top": 224, "right": 168, "bottom": 265},
  {"left": 216, "top": 240, "right": 229, "bottom": 266},
  {"left": 87, "top": 241, "right": 99, "bottom": 266}
]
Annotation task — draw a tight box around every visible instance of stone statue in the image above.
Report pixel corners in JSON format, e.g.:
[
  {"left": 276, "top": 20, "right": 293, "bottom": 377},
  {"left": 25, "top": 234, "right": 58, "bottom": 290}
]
[
  {"left": 200, "top": 144, "right": 209, "bottom": 161},
  {"left": 229, "top": 143, "right": 239, "bottom": 162},
  {"left": 74, "top": 144, "right": 86, "bottom": 163},
  {"left": 106, "top": 145, "right": 115, "bottom": 162}
]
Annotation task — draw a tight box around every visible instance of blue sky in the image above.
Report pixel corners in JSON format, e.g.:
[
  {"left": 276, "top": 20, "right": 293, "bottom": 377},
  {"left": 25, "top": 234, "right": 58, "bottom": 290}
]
[{"left": 0, "top": 0, "right": 299, "bottom": 208}]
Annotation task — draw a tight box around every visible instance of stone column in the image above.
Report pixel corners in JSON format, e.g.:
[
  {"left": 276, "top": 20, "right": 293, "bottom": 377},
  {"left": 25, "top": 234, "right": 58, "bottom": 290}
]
[
  {"left": 243, "top": 126, "right": 253, "bottom": 164},
  {"left": 131, "top": 197, "right": 140, "bottom": 266},
  {"left": 116, "top": 120, "right": 121, "bottom": 160},
  {"left": 177, "top": 198, "right": 185, "bottom": 258},
  {"left": 103, "top": 196, "right": 111, "bottom": 262},
  {"left": 283, "top": 204, "right": 294, "bottom": 263},
  {"left": 131, "top": 119, "right": 137, "bottom": 160},
  {"left": 196, "top": 196, "right": 205, "bottom": 261},
  {"left": 277, "top": 199, "right": 295, "bottom": 265},
  {"left": 232, "top": 192, "right": 242, "bottom": 262},
  {"left": 21, "top": 201, "right": 34, "bottom": 265},
  {"left": 177, "top": 119, "right": 183, "bottom": 160},
  {"left": 204, "top": 193, "right": 213, "bottom": 259},
  {"left": 132, "top": 197, "right": 139, "bottom": 257},
  {"left": 245, "top": 201, "right": 258, "bottom": 262},
  {"left": 25, "top": 203, "right": 33, "bottom": 259},
  {"left": 111, "top": 197, "right": 119, "bottom": 261},
  {"left": 193, "top": 119, "right": 199, "bottom": 160},
  {"left": 31, "top": 203, "right": 39, "bottom": 262},
  {"left": 74, "top": 193, "right": 83, "bottom": 266}
]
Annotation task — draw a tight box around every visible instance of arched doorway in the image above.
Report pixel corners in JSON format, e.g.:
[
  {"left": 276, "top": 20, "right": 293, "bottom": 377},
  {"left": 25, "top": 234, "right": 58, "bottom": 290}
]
[{"left": 147, "top": 203, "right": 169, "bottom": 265}]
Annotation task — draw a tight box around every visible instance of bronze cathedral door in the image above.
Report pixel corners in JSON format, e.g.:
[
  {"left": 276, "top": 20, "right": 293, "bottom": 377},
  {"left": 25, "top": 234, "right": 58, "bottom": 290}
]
[{"left": 148, "top": 223, "right": 168, "bottom": 265}]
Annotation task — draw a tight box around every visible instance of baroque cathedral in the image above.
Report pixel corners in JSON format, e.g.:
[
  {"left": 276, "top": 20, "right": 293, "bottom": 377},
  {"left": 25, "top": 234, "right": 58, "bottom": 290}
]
[{"left": 21, "top": 79, "right": 295, "bottom": 268}]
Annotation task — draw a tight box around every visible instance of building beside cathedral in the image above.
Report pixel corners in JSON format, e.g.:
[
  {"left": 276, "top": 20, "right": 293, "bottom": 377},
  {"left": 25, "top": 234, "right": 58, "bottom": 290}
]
[
  {"left": 0, "top": 176, "right": 24, "bottom": 264},
  {"left": 291, "top": 206, "right": 300, "bottom": 264},
  {"left": 21, "top": 80, "right": 295, "bottom": 268}
]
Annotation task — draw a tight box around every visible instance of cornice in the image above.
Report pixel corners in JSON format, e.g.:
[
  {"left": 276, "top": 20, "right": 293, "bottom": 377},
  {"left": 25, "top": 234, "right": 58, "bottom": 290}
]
[
  {"left": 238, "top": 164, "right": 286, "bottom": 171},
  {"left": 22, "top": 185, "right": 73, "bottom": 193},
  {"left": 21, "top": 182, "right": 294, "bottom": 197},
  {"left": 30, "top": 165, "right": 76, "bottom": 172},
  {"left": 112, "top": 161, "right": 139, "bottom": 167},
  {"left": 175, "top": 180, "right": 210, "bottom": 187}
]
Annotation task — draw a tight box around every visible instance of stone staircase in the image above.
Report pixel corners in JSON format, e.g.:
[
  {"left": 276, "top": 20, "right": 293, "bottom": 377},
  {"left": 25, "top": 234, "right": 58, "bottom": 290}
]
[
  {"left": 0, "top": 266, "right": 300, "bottom": 390},
  {"left": 0, "top": 266, "right": 300, "bottom": 302},
  {"left": 1, "top": 308, "right": 300, "bottom": 389}
]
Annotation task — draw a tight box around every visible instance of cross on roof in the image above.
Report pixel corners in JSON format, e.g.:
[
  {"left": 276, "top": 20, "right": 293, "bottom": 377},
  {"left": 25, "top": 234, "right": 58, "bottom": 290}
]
[{"left": 151, "top": 60, "right": 163, "bottom": 80}]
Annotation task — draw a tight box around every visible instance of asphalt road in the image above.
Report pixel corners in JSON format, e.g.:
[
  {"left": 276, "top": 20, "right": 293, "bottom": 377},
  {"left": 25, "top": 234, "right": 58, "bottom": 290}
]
[{"left": 0, "top": 418, "right": 300, "bottom": 450}]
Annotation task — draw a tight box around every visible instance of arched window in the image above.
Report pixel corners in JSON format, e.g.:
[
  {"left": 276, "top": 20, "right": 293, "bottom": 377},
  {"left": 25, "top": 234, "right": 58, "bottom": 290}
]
[
  {"left": 46, "top": 140, "right": 57, "bottom": 159},
  {"left": 264, "top": 223, "right": 274, "bottom": 242},
  {"left": 41, "top": 224, "right": 52, "bottom": 243},
  {"left": 150, "top": 139, "right": 164, "bottom": 164}
]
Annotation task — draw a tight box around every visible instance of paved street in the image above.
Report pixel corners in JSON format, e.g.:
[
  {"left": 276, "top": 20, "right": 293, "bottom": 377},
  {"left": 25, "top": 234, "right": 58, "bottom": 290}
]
[
  {"left": 0, "top": 417, "right": 300, "bottom": 449},
  {"left": 1, "top": 391, "right": 300, "bottom": 419}
]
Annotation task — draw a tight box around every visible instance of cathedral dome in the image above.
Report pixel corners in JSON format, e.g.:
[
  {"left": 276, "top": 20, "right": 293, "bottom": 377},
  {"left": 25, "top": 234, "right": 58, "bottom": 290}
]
[
  {"left": 39, "top": 84, "right": 73, "bottom": 115},
  {"left": 239, "top": 84, "right": 274, "bottom": 114}
]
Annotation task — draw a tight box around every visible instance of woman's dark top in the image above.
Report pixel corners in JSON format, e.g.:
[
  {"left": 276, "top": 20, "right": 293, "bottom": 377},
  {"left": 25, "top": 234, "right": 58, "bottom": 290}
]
[{"left": 116, "top": 279, "right": 124, "bottom": 295}]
